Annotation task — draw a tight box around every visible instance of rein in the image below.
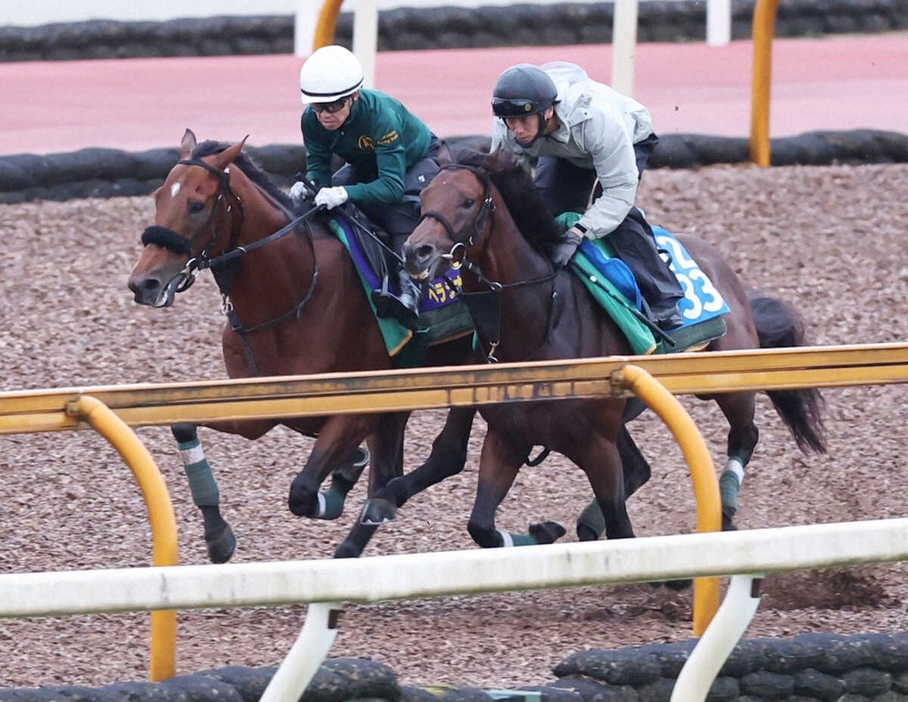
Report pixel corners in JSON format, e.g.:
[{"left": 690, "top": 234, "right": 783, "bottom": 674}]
[
  {"left": 141, "top": 156, "right": 323, "bottom": 375},
  {"left": 422, "top": 163, "right": 559, "bottom": 363}
]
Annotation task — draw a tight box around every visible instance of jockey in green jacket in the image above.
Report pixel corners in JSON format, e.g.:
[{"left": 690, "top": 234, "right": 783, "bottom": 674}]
[{"left": 292, "top": 44, "right": 442, "bottom": 328}]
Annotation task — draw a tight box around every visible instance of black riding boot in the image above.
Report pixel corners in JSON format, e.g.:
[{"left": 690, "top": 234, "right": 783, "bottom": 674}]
[
  {"left": 373, "top": 269, "right": 421, "bottom": 329},
  {"left": 611, "top": 209, "right": 685, "bottom": 330}
]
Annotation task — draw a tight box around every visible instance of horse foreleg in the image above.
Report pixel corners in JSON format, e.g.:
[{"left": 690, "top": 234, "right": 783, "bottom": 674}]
[
  {"left": 315, "top": 444, "right": 370, "bottom": 521},
  {"left": 713, "top": 392, "right": 759, "bottom": 531},
  {"left": 171, "top": 423, "right": 236, "bottom": 564},
  {"left": 467, "top": 431, "right": 562, "bottom": 547},
  {"left": 361, "top": 407, "right": 476, "bottom": 525},
  {"left": 333, "top": 412, "right": 408, "bottom": 559},
  {"left": 577, "top": 436, "right": 635, "bottom": 541},
  {"left": 288, "top": 415, "right": 372, "bottom": 518}
]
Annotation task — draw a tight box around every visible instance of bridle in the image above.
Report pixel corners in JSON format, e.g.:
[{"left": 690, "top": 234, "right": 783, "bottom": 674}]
[
  {"left": 140, "top": 156, "right": 322, "bottom": 375},
  {"left": 419, "top": 164, "right": 499, "bottom": 288},
  {"left": 419, "top": 163, "right": 559, "bottom": 363}
]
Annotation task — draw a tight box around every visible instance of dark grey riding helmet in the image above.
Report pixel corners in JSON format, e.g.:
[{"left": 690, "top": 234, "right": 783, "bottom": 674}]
[{"left": 491, "top": 64, "right": 558, "bottom": 118}]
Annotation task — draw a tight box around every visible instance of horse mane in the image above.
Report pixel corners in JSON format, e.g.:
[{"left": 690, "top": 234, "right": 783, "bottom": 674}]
[
  {"left": 192, "top": 140, "right": 293, "bottom": 210},
  {"left": 454, "top": 148, "right": 564, "bottom": 253}
]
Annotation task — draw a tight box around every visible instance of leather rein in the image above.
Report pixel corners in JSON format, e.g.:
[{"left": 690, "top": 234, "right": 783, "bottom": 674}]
[{"left": 140, "top": 157, "right": 322, "bottom": 375}]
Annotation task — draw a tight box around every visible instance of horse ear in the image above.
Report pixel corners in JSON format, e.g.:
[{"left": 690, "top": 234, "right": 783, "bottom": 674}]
[
  {"left": 180, "top": 129, "right": 197, "bottom": 159},
  {"left": 212, "top": 136, "right": 248, "bottom": 172}
]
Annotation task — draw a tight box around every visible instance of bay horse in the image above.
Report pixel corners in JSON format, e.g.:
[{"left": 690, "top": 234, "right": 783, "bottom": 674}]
[
  {"left": 392, "top": 148, "right": 826, "bottom": 548},
  {"left": 126, "top": 129, "right": 476, "bottom": 560}
]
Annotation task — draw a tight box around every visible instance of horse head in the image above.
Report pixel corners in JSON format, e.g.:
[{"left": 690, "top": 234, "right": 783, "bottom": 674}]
[
  {"left": 404, "top": 149, "right": 561, "bottom": 288},
  {"left": 128, "top": 129, "right": 248, "bottom": 307},
  {"left": 403, "top": 160, "right": 495, "bottom": 283}
]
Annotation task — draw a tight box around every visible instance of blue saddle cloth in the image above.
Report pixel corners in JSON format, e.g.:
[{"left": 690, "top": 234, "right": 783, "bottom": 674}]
[{"left": 572, "top": 225, "right": 730, "bottom": 355}]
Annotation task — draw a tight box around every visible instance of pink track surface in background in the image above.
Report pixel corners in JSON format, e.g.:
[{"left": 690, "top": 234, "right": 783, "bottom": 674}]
[{"left": 1, "top": 33, "right": 906, "bottom": 155}]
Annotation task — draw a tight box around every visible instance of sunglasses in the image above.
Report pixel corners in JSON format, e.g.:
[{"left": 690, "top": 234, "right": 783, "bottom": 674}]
[{"left": 310, "top": 97, "right": 351, "bottom": 115}]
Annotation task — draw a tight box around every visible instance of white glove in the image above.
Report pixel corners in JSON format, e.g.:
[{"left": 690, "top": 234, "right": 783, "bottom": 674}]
[
  {"left": 289, "top": 181, "right": 310, "bottom": 203},
  {"left": 314, "top": 186, "right": 349, "bottom": 210}
]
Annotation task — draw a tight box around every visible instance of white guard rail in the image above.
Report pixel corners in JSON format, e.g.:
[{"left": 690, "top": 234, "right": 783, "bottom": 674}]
[{"left": 3, "top": 519, "right": 908, "bottom": 702}]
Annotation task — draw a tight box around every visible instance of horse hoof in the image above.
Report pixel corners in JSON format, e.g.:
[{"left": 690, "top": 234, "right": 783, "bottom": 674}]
[
  {"left": 722, "top": 513, "right": 738, "bottom": 531},
  {"left": 333, "top": 541, "right": 363, "bottom": 559},
  {"left": 205, "top": 523, "right": 236, "bottom": 564},
  {"left": 360, "top": 498, "right": 397, "bottom": 525},
  {"left": 529, "top": 521, "right": 567, "bottom": 544}
]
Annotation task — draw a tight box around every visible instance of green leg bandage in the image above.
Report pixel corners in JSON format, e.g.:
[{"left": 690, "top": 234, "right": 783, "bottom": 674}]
[
  {"left": 719, "top": 458, "right": 745, "bottom": 518},
  {"left": 178, "top": 439, "right": 220, "bottom": 507},
  {"left": 314, "top": 488, "right": 346, "bottom": 520},
  {"left": 497, "top": 530, "right": 539, "bottom": 547}
]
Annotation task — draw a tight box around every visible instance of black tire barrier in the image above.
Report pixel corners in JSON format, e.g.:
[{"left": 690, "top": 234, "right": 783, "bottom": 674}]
[
  {"left": 3, "top": 634, "right": 908, "bottom": 701},
  {"left": 1, "top": 130, "right": 906, "bottom": 205}
]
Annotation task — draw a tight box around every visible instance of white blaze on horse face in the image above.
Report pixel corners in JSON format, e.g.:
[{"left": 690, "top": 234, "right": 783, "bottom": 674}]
[{"left": 170, "top": 182, "right": 181, "bottom": 199}]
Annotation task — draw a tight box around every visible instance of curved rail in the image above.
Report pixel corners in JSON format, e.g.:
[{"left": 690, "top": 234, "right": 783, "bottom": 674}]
[
  {"left": 614, "top": 365, "right": 722, "bottom": 635},
  {"left": 72, "top": 396, "right": 179, "bottom": 681}
]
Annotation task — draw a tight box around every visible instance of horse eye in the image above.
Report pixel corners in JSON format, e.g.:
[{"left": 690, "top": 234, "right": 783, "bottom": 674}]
[
  {"left": 187, "top": 201, "right": 206, "bottom": 215},
  {"left": 462, "top": 198, "right": 475, "bottom": 209}
]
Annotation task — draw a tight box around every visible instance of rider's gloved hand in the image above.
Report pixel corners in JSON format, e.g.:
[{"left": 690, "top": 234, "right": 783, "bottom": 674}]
[
  {"left": 314, "top": 186, "right": 349, "bottom": 210},
  {"left": 551, "top": 226, "right": 585, "bottom": 269},
  {"left": 289, "top": 181, "right": 311, "bottom": 205}
]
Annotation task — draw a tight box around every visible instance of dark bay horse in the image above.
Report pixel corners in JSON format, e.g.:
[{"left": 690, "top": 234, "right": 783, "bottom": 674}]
[
  {"left": 127, "top": 129, "right": 475, "bottom": 560},
  {"left": 395, "top": 148, "right": 826, "bottom": 548}
]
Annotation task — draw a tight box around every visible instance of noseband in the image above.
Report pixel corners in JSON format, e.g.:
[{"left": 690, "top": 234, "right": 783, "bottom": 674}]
[{"left": 139, "top": 155, "right": 323, "bottom": 375}]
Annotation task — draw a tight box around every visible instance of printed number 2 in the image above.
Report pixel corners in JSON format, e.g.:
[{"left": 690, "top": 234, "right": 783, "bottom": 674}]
[{"left": 657, "top": 233, "right": 724, "bottom": 317}]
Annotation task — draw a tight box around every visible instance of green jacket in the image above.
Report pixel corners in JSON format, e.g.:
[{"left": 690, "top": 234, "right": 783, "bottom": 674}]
[{"left": 302, "top": 89, "right": 434, "bottom": 207}]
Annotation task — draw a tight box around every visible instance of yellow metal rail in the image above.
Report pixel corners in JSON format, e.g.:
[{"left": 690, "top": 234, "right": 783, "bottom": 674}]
[
  {"left": 74, "top": 397, "right": 179, "bottom": 681},
  {"left": 5, "top": 343, "right": 907, "bottom": 675},
  {"left": 618, "top": 366, "right": 722, "bottom": 634},
  {"left": 2, "top": 344, "right": 907, "bottom": 435}
]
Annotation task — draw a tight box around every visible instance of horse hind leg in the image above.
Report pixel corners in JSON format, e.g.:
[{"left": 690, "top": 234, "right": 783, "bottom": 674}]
[
  {"left": 576, "top": 425, "right": 651, "bottom": 542},
  {"left": 713, "top": 393, "right": 760, "bottom": 532},
  {"left": 171, "top": 423, "right": 236, "bottom": 564}
]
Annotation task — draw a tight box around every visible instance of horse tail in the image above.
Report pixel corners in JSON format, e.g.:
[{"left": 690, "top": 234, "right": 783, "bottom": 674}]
[{"left": 750, "top": 294, "right": 828, "bottom": 454}]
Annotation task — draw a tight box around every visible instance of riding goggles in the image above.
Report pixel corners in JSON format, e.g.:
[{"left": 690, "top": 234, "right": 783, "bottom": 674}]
[{"left": 310, "top": 96, "right": 351, "bottom": 115}]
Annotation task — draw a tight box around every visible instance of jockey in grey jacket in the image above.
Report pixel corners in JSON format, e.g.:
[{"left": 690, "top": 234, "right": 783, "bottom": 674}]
[{"left": 490, "top": 61, "right": 684, "bottom": 330}]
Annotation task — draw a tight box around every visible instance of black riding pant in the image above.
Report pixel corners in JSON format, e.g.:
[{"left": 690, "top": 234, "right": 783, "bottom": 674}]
[
  {"left": 331, "top": 136, "right": 442, "bottom": 254},
  {"left": 533, "top": 133, "right": 683, "bottom": 316}
]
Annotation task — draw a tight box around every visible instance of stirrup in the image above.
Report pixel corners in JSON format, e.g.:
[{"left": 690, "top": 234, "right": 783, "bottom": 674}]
[{"left": 372, "top": 290, "right": 420, "bottom": 329}]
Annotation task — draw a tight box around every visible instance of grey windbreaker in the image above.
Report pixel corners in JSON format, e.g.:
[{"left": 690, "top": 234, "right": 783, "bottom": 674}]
[{"left": 490, "top": 62, "right": 654, "bottom": 238}]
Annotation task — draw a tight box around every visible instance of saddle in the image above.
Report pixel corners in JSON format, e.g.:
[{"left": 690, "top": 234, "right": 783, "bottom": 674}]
[
  {"left": 570, "top": 226, "right": 729, "bottom": 355},
  {"left": 294, "top": 190, "right": 473, "bottom": 362}
]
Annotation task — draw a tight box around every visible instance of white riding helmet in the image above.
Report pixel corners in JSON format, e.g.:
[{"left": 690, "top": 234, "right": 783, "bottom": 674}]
[{"left": 299, "top": 45, "right": 364, "bottom": 104}]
